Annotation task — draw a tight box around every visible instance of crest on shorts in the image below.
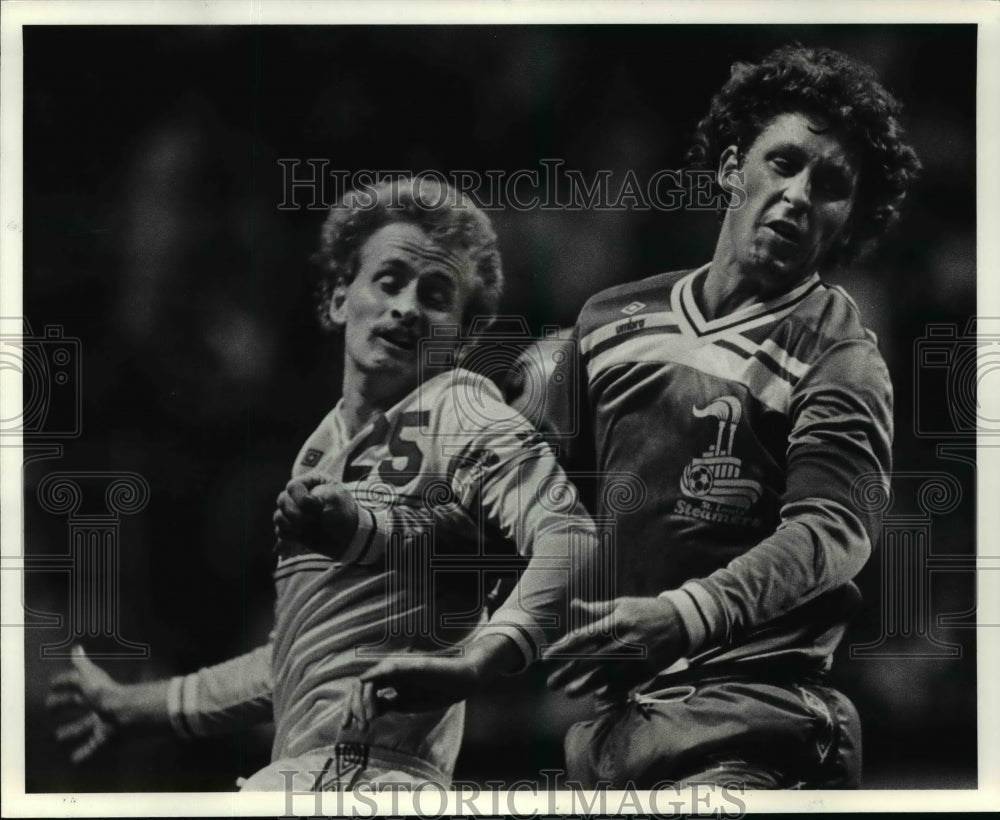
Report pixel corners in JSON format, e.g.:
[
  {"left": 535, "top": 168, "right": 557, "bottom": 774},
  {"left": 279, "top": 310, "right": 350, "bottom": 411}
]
[
  {"left": 314, "top": 742, "right": 370, "bottom": 791},
  {"left": 797, "top": 686, "right": 835, "bottom": 765}
]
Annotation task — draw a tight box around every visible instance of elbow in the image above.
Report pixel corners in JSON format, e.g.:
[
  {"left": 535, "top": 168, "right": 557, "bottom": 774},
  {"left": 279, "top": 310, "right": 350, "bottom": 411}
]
[{"left": 783, "top": 497, "right": 875, "bottom": 585}]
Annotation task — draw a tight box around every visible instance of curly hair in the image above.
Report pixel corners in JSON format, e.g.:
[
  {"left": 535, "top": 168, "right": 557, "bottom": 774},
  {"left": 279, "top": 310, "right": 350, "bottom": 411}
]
[
  {"left": 687, "top": 44, "right": 921, "bottom": 266},
  {"left": 312, "top": 176, "right": 503, "bottom": 332}
]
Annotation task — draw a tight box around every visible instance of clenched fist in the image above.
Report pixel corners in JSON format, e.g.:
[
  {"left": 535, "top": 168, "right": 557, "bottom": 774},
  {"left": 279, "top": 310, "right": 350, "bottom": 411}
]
[{"left": 273, "top": 471, "right": 360, "bottom": 557}]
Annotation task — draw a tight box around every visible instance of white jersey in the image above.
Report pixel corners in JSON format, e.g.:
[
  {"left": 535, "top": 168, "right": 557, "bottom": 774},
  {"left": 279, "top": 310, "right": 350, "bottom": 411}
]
[{"left": 168, "top": 368, "right": 597, "bottom": 783}]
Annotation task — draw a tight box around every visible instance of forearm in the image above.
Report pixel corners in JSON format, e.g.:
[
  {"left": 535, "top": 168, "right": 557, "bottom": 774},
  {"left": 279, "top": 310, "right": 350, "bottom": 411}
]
[
  {"left": 105, "top": 679, "right": 173, "bottom": 731},
  {"left": 167, "top": 644, "right": 274, "bottom": 739},
  {"left": 466, "top": 633, "right": 524, "bottom": 680},
  {"left": 334, "top": 493, "right": 488, "bottom": 574},
  {"left": 477, "top": 457, "right": 601, "bottom": 667},
  {"left": 661, "top": 499, "right": 872, "bottom": 651}
]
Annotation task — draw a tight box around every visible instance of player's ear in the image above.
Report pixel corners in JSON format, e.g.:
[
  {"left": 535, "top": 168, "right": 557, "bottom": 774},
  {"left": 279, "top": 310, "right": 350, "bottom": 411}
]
[
  {"left": 717, "top": 144, "right": 743, "bottom": 211},
  {"left": 717, "top": 144, "right": 741, "bottom": 185},
  {"left": 329, "top": 279, "right": 349, "bottom": 328}
]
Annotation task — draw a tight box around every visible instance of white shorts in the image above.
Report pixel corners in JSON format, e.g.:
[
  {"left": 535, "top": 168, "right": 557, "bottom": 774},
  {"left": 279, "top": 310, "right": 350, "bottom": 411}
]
[{"left": 238, "top": 742, "right": 451, "bottom": 791}]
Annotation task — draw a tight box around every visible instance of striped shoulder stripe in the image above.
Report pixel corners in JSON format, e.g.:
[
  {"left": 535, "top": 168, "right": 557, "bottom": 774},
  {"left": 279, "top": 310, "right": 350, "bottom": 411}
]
[
  {"left": 714, "top": 339, "right": 800, "bottom": 387},
  {"left": 716, "top": 334, "right": 812, "bottom": 382},
  {"left": 588, "top": 332, "right": 801, "bottom": 414},
  {"left": 580, "top": 311, "right": 681, "bottom": 363}
]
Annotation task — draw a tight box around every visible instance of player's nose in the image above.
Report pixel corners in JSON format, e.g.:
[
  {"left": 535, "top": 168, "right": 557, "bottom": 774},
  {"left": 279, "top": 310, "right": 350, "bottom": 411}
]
[
  {"left": 782, "top": 170, "right": 812, "bottom": 210},
  {"left": 389, "top": 281, "right": 421, "bottom": 324}
]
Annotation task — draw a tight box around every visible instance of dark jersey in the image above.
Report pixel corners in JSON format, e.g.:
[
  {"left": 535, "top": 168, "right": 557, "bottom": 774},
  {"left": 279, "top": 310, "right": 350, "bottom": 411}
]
[{"left": 564, "top": 264, "right": 893, "bottom": 669}]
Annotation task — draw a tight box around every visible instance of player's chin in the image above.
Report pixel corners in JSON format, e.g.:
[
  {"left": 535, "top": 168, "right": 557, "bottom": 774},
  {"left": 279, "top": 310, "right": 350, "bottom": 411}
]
[
  {"left": 364, "top": 350, "right": 418, "bottom": 381},
  {"left": 759, "top": 252, "right": 812, "bottom": 287}
]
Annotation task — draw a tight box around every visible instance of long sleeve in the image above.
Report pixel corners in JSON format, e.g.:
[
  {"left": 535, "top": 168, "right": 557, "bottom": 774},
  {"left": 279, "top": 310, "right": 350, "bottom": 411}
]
[
  {"left": 339, "top": 369, "right": 600, "bottom": 671},
  {"left": 661, "top": 339, "right": 893, "bottom": 652},
  {"left": 166, "top": 643, "right": 274, "bottom": 739},
  {"left": 471, "top": 446, "right": 599, "bottom": 668}
]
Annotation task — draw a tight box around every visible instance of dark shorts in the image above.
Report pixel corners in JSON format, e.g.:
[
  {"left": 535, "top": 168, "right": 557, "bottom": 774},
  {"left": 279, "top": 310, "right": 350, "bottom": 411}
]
[{"left": 564, "top": 674, "right": 861, "bottom": 790}]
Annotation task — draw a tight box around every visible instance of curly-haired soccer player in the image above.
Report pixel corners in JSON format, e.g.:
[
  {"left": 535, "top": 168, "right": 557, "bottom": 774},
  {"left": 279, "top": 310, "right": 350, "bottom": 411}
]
[{"left": 362, "top": 44, "right": 921, "bottom": 789}]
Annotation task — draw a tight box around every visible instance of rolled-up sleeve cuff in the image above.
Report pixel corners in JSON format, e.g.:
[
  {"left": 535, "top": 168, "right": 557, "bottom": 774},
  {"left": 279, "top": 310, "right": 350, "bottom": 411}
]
[
  {"left": 166, "top": 674, "right": 201, "bottom": 740},
  {"left": 658, "top": 581, "right": 722, "bottom": 656},
  {"left": 340, "top": 506, "right": 383, "bottom": 566},
  {"left": 476, "top": 610, "right": 546, "bottom": 673}
]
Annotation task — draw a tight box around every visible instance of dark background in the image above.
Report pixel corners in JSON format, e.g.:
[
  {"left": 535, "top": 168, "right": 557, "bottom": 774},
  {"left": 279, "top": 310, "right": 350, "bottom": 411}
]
[{"left": 20, "top": 25, "right": 977, "bottom": 790}]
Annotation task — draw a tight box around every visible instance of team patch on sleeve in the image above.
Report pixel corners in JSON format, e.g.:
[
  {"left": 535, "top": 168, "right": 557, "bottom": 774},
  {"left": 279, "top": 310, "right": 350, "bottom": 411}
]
[{"left": 300, "top": 448, "right": 323, "bottom": 467}]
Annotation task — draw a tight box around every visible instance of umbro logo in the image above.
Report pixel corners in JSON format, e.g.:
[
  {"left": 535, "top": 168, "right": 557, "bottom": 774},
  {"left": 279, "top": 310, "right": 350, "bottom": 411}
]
[
  {"left": 616, "top": 318, "right": 646, "bottom": 335},
  {"left": 621, "top": 301, "right": 646, "bottom": 315}
]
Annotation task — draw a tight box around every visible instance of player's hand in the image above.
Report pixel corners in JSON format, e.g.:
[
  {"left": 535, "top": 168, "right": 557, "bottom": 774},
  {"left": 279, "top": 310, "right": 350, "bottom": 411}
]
[
  {"left": 46, "top": 646, "right": 126, "bottom": 764},
  {"left": 544, "top": 597, "right": 687, "bottom": 698},
  {"left": 274, "top": 472, "right": 360, "bottom": 553},
  {"left": 343, "top": 655, "right": 483, "bottom": 732},
  {"left": 344, "top": 633, "right": 524, "bottom": 731}
]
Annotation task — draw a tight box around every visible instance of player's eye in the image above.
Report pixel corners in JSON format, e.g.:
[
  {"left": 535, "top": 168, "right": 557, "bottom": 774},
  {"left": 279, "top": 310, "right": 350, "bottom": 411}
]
[
  {"left": 376, "top": 270, "right": 404, "bottom": 293},
  {"left": 418, "top": 276, "right": 456, "bottom": 312},
  {"left": 768, "top": 155, "right": 796, "bottom": 176},
  {"left": 422, "top": 287, "right": 453, "bottom": 311}
]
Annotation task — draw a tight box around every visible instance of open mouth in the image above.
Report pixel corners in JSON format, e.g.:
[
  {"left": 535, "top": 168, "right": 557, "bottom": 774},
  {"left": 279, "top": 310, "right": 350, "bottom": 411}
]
[
  {"left": 766, "top": 221, "right": 803, "bottom": 243},
  {"left": 375, "top": 329, "right": 418, "bottom": 352}
]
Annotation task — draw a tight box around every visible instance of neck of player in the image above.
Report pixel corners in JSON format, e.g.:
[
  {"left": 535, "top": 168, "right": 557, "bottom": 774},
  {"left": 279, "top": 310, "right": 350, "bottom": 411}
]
[
  {"left": 340, "top": 359, "right": 417, "bottom": 437},
  {"left": 701, "top": 230, "right": 811, "bottom": 320}
]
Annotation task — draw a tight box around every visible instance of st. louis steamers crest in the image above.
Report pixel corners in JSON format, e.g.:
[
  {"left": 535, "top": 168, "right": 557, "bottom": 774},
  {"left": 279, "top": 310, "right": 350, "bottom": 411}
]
[{"left": 677, "top": 396, "right": 764, "bottom": 527}]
